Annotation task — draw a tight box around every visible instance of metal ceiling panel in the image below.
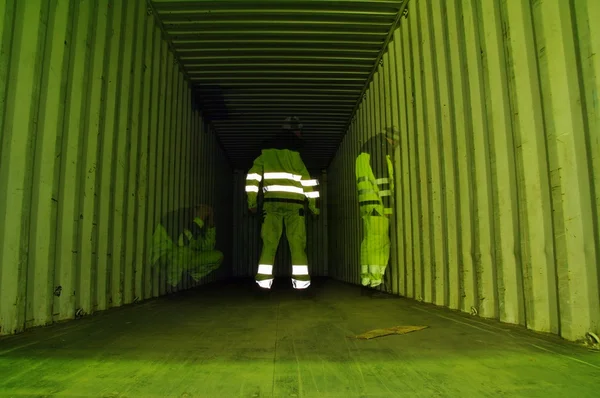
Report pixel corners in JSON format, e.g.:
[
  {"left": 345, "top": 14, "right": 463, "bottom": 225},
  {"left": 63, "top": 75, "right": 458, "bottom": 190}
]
[{"left": 149, "top": 0, "right": 406, "bottom": 170}]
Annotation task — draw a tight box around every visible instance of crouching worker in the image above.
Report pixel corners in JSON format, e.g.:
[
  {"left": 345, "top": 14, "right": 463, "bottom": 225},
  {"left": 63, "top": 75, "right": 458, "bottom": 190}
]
[{"left": 150, "top": 204, "right": 224, "bottom": 289}]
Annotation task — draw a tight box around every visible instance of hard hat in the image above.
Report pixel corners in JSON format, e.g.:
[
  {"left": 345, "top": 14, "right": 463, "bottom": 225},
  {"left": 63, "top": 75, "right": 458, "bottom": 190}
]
[{"left": 282, "top": 116, "right": 303, "bottom": 131}]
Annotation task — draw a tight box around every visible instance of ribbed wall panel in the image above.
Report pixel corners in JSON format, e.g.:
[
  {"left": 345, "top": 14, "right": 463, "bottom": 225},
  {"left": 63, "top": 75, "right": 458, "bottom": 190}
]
[
  {"left": 0, "top": 0, "right": 232, "bottom": 336},
  {"left": 328, "top": 0, "right": 600, "bottom": 342}
]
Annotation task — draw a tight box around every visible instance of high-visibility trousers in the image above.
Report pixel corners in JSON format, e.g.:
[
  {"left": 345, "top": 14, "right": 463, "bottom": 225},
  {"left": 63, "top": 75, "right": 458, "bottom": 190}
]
[
  {"left": 151, "top": 224, "right": 224, "bottom": 287},
  {"left": 167, "top": 248, "right": 224, "bottom": 287},
  {"left": 360, "top": 207, "right": 390, "bottom": 288},
  {"left": 255, "top": 201, "right": 310, "bottom": 289}
]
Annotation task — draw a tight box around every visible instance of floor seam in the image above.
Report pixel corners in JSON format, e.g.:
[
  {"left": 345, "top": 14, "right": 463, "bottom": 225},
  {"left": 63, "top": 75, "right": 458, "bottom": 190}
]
[{"left": 271, "top": 298, "right": 281, "bottom": 396}]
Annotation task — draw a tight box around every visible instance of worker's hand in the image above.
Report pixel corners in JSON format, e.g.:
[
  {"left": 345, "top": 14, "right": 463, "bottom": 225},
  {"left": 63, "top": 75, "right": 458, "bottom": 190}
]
[
  {"left": 311, "top": 208, "right": 320, "bottom": 217},
  {"left": 248, "top": 207, "right": 257, "bottom": 214}
]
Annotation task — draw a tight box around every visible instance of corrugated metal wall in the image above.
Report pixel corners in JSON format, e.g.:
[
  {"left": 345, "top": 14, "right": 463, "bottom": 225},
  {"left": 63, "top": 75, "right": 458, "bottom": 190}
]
[
  {"left": 328, "top": 0, "right": 600, "bottom": 342},
  {"left": 232, "top": 170, "right": 328, "bottom": 278},
  {"left": 0, "top": 0, "right": 232, "bottom": 336}
]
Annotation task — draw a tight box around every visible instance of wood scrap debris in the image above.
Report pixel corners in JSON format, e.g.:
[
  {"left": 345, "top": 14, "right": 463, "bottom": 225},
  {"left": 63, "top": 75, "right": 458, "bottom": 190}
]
[{"left": 351, "top": 325, "right": 429, "bottom": 340}]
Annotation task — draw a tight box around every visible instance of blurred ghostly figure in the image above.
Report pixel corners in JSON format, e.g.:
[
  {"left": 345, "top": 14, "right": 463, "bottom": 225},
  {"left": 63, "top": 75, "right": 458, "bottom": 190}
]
[
  {"left": 355, "top": 127, "right": 400, "bottom": 291},
  {"left": 150, "top": 204, "right": 223, "bottom": 289}
]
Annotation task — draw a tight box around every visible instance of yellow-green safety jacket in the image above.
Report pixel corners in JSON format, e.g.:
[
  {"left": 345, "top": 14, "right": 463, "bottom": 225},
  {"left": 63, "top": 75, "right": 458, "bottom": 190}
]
[
  {"left": 356, "top": 133, "right": 395, "bottom": 216},
  {"left": 246, "top": 148, "right": 320, "bottom": 214}
]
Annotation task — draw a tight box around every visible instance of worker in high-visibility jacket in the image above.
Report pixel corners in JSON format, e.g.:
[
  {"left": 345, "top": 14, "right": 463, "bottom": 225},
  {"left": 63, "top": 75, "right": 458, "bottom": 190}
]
[
  {"left": 355, "top": 127, "right": 400, "bottom": 289},
  {"left": 246, "top": 116, "right": 320, "bottom": 290},
  {"left": 150, "top": 204, "right": 224, "bottom": 288}
]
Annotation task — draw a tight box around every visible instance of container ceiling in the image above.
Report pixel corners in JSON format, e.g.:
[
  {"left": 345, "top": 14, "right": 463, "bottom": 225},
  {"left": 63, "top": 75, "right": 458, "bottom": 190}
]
[{"left": 149, "top": 0, "right": 406, "bottom": 170}]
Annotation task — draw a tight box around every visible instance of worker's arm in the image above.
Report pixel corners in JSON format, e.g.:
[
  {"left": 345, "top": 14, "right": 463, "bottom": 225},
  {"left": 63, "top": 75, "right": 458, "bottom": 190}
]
[
  {"left": 367, "top": 135, "right": 393, "bottom": 215},
  {"left": 246, "top": 154, "right": 264, "bottom": 210},
  {"left": 386, "top": 154, "right": 395, "bottom": 211},
  {"left": 189, "top": 226, "right": 217, "bottom": 251},
  {"left": 298, "top": 160, "right": 320, "bottom": 215},
  {"left": 202, "top": 227, "right": 217, "bottom": 251}
]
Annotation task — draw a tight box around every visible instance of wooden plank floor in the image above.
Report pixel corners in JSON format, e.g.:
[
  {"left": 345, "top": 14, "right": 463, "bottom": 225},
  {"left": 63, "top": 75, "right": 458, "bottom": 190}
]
[{"left": 0, "top": 278, "right": 598, "bottom": 397}]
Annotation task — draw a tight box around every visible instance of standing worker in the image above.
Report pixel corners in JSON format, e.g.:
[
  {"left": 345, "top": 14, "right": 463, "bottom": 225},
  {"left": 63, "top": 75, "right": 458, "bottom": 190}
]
[
  {"left": 245, "top": 116, "right": 320, "bottom": 290},
  {"left": 355, "top": 127, "right": 400, "bottom": 291}
]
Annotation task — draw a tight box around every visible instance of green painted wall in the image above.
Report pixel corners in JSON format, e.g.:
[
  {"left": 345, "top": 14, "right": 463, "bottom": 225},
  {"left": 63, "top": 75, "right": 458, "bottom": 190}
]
[
  {"left": 0, "top": 0, "right": 232, "bottom": 336},
  {"left": 327, "top": 0, "right": 600, "bottom": 342}
]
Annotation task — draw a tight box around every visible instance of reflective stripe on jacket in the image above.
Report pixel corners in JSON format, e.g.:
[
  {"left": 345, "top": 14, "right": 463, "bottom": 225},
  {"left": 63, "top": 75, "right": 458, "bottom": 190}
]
[
  {"left": 356, "top": 134, "right": 395, "bottom": 215},
  {"left": 246, "top": 148, "right": 319, "bottom": 213}
]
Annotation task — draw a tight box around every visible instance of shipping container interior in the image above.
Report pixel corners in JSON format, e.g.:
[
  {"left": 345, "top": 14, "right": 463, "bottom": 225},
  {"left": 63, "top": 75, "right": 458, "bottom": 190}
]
[{"left": 1, "top": 0, "right": 599, "bottom": 396}]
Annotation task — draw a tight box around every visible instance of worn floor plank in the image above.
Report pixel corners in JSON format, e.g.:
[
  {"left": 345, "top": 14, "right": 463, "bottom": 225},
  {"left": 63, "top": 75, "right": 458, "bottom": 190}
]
[{"left": 0, "top": 278, "right": 598, "bottom": 397}]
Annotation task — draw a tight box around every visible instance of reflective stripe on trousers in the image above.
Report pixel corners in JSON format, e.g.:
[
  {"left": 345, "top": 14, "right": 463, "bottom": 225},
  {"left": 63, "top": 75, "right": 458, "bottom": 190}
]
[
  {"left": 255, "top": 264, "right": 311, "bottom": 290},
  {"left": 292, "top": 279, "right": 311, "bottom": 289},
  {"left": 255, "top": 263, "right": 274, "bottom": 289},
  {"left": 255, "top": 202, "right": 311, "bottom": 289},
  {"left": 256, "top": 279, "right": 274, "bottom": 289},
  {"left": 291, "top": 264, "right": 310, "bottom": 289}
]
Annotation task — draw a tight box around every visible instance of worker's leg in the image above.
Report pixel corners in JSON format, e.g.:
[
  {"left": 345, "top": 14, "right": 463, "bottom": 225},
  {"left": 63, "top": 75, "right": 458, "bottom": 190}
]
[
  {"left": 167, "top": 256, "right": 182, "bottom": 288},
  {"left": 284, "top": 206, "right": 310, "bottom": 289},
  {"left": 149, "top": 224, "right": 179, "bottom": 288},
  {"left": 363, "top": 214, "right": 391, "bottom": 288},
  {"left": 256, "top": 208, "right": 283, "bottom": 289},
  {"left": 188, "top": 250, "right": 224, "bottom": 282},
  {"left": 360, "top": 215, "right": 371, "bottom": 286},
  {"left": 163, "top": 245, "right": 187, "bottom": 288}
]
